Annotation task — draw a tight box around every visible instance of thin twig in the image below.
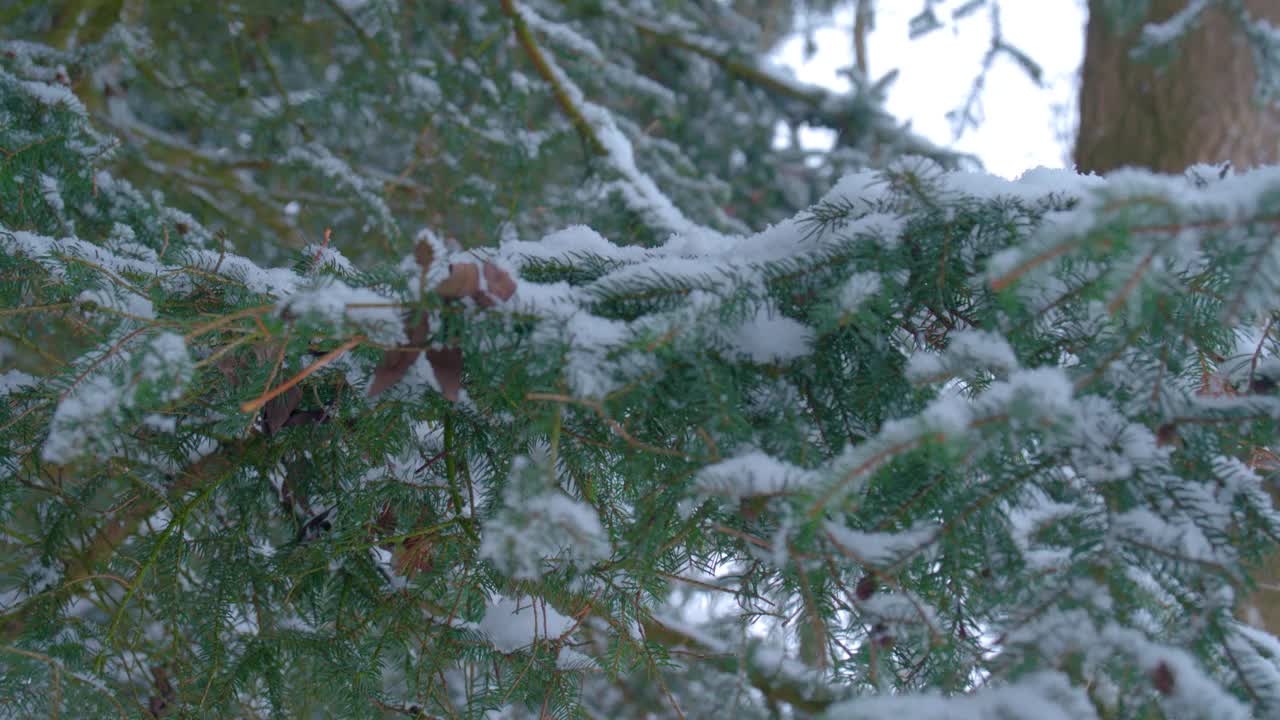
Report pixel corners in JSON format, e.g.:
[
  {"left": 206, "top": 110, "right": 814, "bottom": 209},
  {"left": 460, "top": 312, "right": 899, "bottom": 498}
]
[
  {"left": 500, "top": 0, "right": 606, "bottom": 156},
  {"left": 240, "top": 335, "right": 363, "bottom": 413},
  {"left": 526, "top": 392, "right": 696, "bottom": 460}
]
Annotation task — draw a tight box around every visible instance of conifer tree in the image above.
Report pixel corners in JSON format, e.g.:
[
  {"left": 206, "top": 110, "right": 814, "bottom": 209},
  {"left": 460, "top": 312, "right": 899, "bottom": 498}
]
[{"left": 6, "top": 2, "right": 1280, "bottom": 719}]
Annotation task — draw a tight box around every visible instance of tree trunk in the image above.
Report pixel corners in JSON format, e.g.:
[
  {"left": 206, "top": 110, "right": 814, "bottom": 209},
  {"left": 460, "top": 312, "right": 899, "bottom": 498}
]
[
  {"left": 1074, "top": 0, "right": 1280, "bottom": 174},
  {"left": 1075, "top": 0, "right": 1280, "bottom": 633}
]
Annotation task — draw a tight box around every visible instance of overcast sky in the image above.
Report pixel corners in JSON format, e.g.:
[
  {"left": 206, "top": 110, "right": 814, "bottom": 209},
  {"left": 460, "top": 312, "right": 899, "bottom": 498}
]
[{"left": 772, "top": 1, "right": 1088, "bottom": 179}]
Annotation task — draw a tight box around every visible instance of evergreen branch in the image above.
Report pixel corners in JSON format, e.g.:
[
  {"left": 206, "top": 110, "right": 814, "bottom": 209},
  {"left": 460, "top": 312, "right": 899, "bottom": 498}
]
[
  {"left": 630, "top": 20, "right": 824, "bottom": 105},
  {"left": 0, "top": 644, "right": 129, "bottom": 718},
  {"left": 1106, "top": 248, "right": 1158, "bottom": 315},
  {"left": 500, "top": 0, "right": 712, "bottom": 237},
  {"left": 239, "top": 335, "right": 364, "bottom": 414},
  {"left": 501, "top": 0, "right": 607, "bottom": 157},
  {"left": 807, "top": 434, "right": 939, "bottom": 521},
  {"left": 639, "top": 617, "right": 837, "bottom": 714},
  {"left": 441, "top": 414, "right": 479, "bottom": 542},
  {"left": 0, "top": 300, "right": 73, "bottom": 317},
  {"left": 990, "top": 212, "right": 1280, "bottom": 292},
  {"left": 11, "top": 23, "right": 1280, "bottom": 714},
  {"left": 2, "top": 439, "right": 260, "bottom": 643},
  {"left": 319, "top": 0, "right": 383, "bottom": 60},
  {"left": 526, "top": 391, "right": 701, "bottom": 460},
  {"left": 58, "top": 325, "right": 150, "bottom": 402},
  {"left": 105, "top": 459, "right": 231, "bottom": 645},
  {"left": 184, "top": 304, "right": 275, "bottom": 341}
]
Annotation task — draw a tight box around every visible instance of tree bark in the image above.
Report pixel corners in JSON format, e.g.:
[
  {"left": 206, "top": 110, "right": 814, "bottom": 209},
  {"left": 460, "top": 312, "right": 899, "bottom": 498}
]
[{"left": 1074, "top": 0, "right": 1280, "bottom": 174}]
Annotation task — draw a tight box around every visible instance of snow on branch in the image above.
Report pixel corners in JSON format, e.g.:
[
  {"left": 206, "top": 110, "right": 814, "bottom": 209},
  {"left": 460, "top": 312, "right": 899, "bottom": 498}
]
[
  {"left": 506, "top": 1, "right": 725, "bottom": 243},
  {"left": 12, "top": 44, "right": 1280, "bottom": 715}
]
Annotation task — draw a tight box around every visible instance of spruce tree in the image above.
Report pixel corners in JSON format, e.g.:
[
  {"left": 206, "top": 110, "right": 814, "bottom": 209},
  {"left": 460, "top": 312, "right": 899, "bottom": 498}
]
[{"left": 5, "top": 2, "right": 1280, "bottom": 719}]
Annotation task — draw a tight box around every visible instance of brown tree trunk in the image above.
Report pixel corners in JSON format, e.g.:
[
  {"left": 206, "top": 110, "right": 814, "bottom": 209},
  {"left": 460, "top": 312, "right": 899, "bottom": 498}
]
[
  {"left": 1074, "top": 0, "right": 1280, "bottom": 174},
  {"left": 1075, "top": 0, "right": 1280, "bottom": 633}
]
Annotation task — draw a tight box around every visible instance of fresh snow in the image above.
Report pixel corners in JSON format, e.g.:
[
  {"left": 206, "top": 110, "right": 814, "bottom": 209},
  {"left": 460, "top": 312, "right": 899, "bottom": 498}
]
[
  {"left": 0, "top": 369, "right": 36, "bottom": 397},
  {"left": 78, "top": 285, "right": 155, "bottom": 320},
  {"left": 825, "top": 521, "right": 936, "bottom": 567},
  {"left": 42, "top": 332, "right": 192, "bottom": 463},
  {"left": 836, "top": 271, "right": 881, "bottom": 311},
  {"left": 826, "top": 671, "right": 1094, "bottom": 720},
  {"left": 696, "top": 450, "right": 816, "bottom": 499},
  {"left": 727, "top": 304, "right": 814, "bottom": 364},
  {"left": 479, "top": 594, "right": 574, "bottom": 653},
  {"left": 14, "top": 27, "right": 1280, "bottom": 715},
  {"left": 906, "top": 328, "right": 1019, "bottom": 382},
  {"left": 281, "top": 278, "right": 406, "bottom": 346},
  {"left": 479, "top": 472, "right": 611, "bottom": 580}
]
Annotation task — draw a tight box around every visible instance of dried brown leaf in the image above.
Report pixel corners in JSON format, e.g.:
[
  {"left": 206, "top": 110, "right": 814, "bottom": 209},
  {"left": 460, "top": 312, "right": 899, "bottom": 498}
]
[
  {"left": 281, "top": 409, "right": 329, "bottom": 428},
  {"left": 855, "top": 574, "right": 877, "bottom": 601},
  {"left": 426, "top": 346, "right": 463, "bottom": 401},
  {"left": 214, "top": 353, "right": 244, "bottom": 386},
  {"left": 147, "top": 666, "right": 175, "bottom": 718},
  {"left": 376, "top": 504, "right": 397, "bottom": 534},
  {"left": 395, "top": 535, "right": 436, "bottom": 576},
  {"left": 1151, "top": 661, "right": 1175, "bottom": 696},
  {"left": 870, "top": 622, "right": 894, "bottom": 649},
  {"left": 369, "top": 503, "right": 399, "bottom": 550},
  {"left": 252, "top": 340, "right": 284, "bottom": 367},
  {"left": 367, "top": 314, "right": 430, "bottom": 397},
  {"left": 739, "top": 496, "right": 768, "bottom": 521},
  {"left": 478, "top": 261, "right": 517, "bottom": 307},
  {"left": 413, "top": 239, "right": 434, "bottom": 271},
  {"left": 263, "top": 386, "right": 302, "bottom": 435},
  {"left": 277, "top": 472, "right": 301, "bottom": 517},
  {"left": 435, "top": 263, "right": 480, "bottom": 299}
]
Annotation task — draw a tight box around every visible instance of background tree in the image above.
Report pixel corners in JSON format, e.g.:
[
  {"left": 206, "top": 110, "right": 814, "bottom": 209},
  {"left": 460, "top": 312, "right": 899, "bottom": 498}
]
[
  {"left": 1076, "top": 0, "right": 1280, "bottom": 174},
  {"left": 7, "top": 2, "right": 1280, "bottom": 719}
]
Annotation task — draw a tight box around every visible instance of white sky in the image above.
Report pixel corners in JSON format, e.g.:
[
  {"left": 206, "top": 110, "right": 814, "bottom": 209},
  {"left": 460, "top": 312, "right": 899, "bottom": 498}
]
[{"left": 773, "top": 1, "right": 1088, "bottom": 179}]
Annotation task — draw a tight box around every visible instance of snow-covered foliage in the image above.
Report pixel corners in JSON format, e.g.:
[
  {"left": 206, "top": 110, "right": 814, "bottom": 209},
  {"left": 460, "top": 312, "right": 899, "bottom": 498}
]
[
  {"left": 4, "top": 2, "right": 1280, "bottom": 720},
  {"left": 479, "top": 454, "right": 611, "bottom": 579}
]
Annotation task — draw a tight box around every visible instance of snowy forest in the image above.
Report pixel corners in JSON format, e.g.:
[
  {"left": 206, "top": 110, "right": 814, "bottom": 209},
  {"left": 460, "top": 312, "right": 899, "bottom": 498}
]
[{"left": 5, "top": 0, "right": 1280, "bottom": 718}]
